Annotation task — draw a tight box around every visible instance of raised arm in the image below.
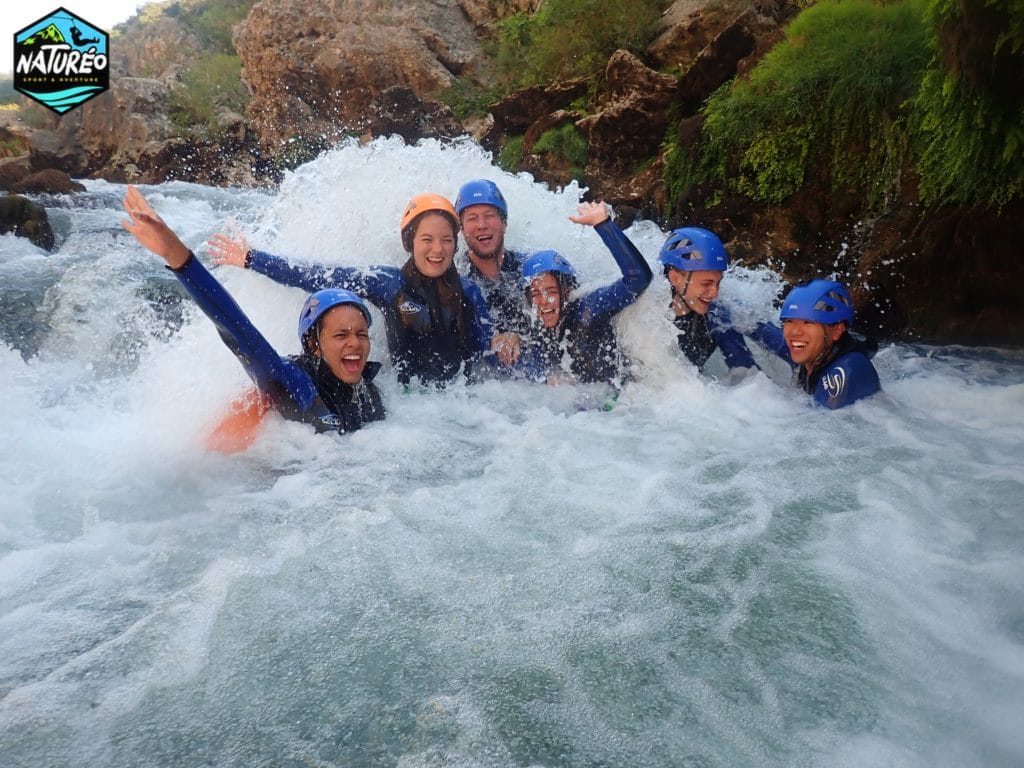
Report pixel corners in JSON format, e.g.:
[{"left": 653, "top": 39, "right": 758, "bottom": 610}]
[
  {"left": 570, "top": 202, "right": 653, "bottom": 325},
  {"left": 121, "top": 186, "right": 318, "bottom": 412},
  {"left": 209, "top": 231, "right": 399, "bottom": 311}
]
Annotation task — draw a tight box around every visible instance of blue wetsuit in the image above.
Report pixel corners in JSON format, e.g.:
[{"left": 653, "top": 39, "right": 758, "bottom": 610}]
[
  {"left": 172, "top": 254, "right": 385, "bottom": 432},
  {"left": 460, "top": 248, "right": 528, "bottom": 335},
  {"left": 246, "top": 251, "right": 493, "bottom": 386},
  {"left": 755, "top": 323, "right": 881, "bottom": 409},
  {"left": 514, "top": 220, "right": 653, "bottom": 385}
]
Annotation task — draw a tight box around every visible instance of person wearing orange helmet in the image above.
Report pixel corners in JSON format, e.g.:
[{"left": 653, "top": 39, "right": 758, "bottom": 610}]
[{"left": 208, "top": 193, "right": 492, "bottom": 386}]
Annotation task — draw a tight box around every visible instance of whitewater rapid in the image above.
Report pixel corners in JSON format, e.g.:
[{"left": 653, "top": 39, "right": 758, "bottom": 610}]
[{"left": 1, "top": 137, "right": 1022, "bottom": 768}]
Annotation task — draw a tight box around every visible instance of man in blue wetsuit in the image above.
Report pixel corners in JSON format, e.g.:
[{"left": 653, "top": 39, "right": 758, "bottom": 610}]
[
  {"left": 454, "top": 180, "right": 527, "bottom": 329},
  {"left": 209, "top": 193, "right": 492, "bottom": 387},
  {"left": 658, "top": 226, "right": 774, "bottom": 376},
  {"left": 772, "top": 278, "right": 881, "bottom": 409},
  {"left": 511, "top": 201, "right": 653, "bottom": 386},
  {"left": 122, "top": 185, "right": 385, "bottom": 434}
]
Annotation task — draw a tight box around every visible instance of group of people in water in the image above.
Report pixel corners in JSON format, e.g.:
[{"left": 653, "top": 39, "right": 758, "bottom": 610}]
[{"left": 120, "top": 179, "right": 881, "bottom": 439}]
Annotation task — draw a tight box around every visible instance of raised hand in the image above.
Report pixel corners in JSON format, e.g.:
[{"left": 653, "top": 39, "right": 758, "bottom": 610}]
[
  {"left": 121, "top": 185, "right": 190, "bottom": 269},
  {"left": 208, "top": 232, "right": 249, "bottom": 268},
  {"left": 568, "top": 200, "right": 610, "bottom": 227}
]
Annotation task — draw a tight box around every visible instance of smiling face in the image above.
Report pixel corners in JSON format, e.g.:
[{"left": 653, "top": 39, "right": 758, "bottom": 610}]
[
  {"left": 411, "top": 212, "right": 457, "bottom": 279},
  {"left": 315, "top": 304, "right": 371, "bottom": 384},
  {"left": 460, "top": 203, "right": 507, "bottom": 263},
  {"left": 783, "top": 318, "right": 845, "bottom": 371},
  {"left": 668, "top": 268, "right": 722, "bottom": 316},
  {"left": 528, "top": 272, "right": 563, "bottom": 329}
]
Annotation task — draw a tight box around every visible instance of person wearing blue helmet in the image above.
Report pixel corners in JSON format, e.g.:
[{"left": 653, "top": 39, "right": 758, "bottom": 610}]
[
  {"left": 454, "top": 179, "right": 531, "bottom": 364},
  {"left": 121, "top": 186, "right": 385, "bottom": 433},
  {"left": 659, "top": 226, "right": 776, "bottom": 375},
  {"left": 512, "top": 200, "right": 653, "bottom": 385},
  {"left": 775, "top": 278, "right": 881, "bottom": 408}
]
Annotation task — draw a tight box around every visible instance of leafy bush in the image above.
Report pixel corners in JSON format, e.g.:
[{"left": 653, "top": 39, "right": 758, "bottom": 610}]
[
  {"left": 438, "top": 79, "right": 501, "bottom": 120},
  {"left": 912, "top": 0, "right": 1024, "bottom": 208},
  {"left": 494, "top": 0, "right": 666, "bottom": 88},
  {"left": 533, "top": 124, "right": 588, "bottom": 174},
  {"left": 498, "top": 136, "right": 524, "bottom": 172},
  {"left": 667, "top": 0, "right": 930, "bottom": 207},
  {"left": 168, "top": 53, "right": 248, "bottom": 137},
  {"left": 182, "top": 0, "right": 257, "bottom": 51}
]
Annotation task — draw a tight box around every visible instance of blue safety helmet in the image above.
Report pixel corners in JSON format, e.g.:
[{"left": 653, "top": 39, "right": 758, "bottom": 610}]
[
  {"left": 658, "top": 227, "right": 729, "bottom": 272},
  {"left": 779, "top": 279, "right": 855, "bottom": 326},
  {"left": 297, "top": 289, "right": 372, "bottom": 348},
  {"left": 521, "top": 250, "right": 578, "bottom": 290},
  {"left": 455, "top": 179, "right": 508, "bottom": 220}
]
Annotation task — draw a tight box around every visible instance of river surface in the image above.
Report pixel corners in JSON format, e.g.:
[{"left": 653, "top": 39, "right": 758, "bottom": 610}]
[{"left": 1, "top": 138, "right": 1022, "bottom": 767}]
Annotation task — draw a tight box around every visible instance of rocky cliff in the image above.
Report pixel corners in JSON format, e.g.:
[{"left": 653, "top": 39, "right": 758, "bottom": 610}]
[{"left": 3, "top": 0, "right": 1021, "bottom": 345}]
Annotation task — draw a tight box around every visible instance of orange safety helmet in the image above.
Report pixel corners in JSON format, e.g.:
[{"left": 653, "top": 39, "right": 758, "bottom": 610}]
[{"left": 399, "top": 193, "right": 459, "bottom": 251}]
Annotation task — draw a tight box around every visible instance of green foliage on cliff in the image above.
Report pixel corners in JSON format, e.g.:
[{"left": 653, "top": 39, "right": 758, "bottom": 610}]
[
  {"left": 913, "top": 0, "right": 1024, "bottom": 208},
  {"left": 438, "top": 80, "right": 501, "bottom": 120},
  {"left": 665, "top": 0, "right": 930, "bottom": 208},
  {"left": 533, "top": 124, "right": 588, "bottom": 176},
  {"left": 494, "top": 0, "right": 667, "bottom": 87},
  {"left": 148, "top": 0, "right": 257, "bottom": 50},
  {"left": 168, "top": 53, "right": 248, "bottom": 137},
  {"left": 664, "top": 0, "right": 1024, "bottom": 213}
]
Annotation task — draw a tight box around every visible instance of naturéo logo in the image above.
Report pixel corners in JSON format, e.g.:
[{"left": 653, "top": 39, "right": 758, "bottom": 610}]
[{"left": 14, "top": 7, "right": 109, "bottom": 115}]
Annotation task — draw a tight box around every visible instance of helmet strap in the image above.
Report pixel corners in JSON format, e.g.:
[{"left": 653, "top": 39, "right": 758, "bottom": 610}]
[
  {"left": 811, "top": 323, "right": 843, "bottom": 367},
  {"left": 674, "top": 272, "right": 694, "bottom": 314}
]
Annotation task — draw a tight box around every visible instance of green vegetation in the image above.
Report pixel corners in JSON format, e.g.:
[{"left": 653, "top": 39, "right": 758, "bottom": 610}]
[
  {"left": 438, "top": 79, "right": 501, "bottom": 120},
  {"left": 167, "top": 53, "right": 248, "bottom": 138},
  {"left": 497, "top": 136, "right": 525, "bottom": 172},
  {"left": 912, "top": 0, "right": 1024, "bottom": 208},
  {"left": 665, "top": 0, "right": 931, "bottom": 208},
  {"left": 663, "top": 0, "right": 1024, "bottom": 214},
  {"left": 145, "top": 0, "right": 256, "bottom": 48},
  {"left": 493, "top": 0, "right": 666, "bottom": 88},
  {"left": 133, "top": 0, "right": 256, "bottom": 135},
  {"left": 533, "top": 124, "right": 588, "bottom": 177}
]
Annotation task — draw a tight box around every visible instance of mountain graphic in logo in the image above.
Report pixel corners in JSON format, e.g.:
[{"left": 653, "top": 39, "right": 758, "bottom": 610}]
[
  {"left": 22, "top": 24, "right": 66, "bottom": 47},
  {"left": 13, "top": 8, "right": 110, "bottom": 115}
]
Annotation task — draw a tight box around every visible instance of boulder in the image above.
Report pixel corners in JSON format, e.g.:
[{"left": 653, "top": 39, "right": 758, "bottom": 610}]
[
  {"left": 29, "top": 77, "right": 174, "bottom": 178},
  {"left": 0, "top": 156, "right": 32, "bottom": 191},
  {"left": 0, "top": 193, "right": 55, "bottom": 250},
  {"left": 11, "top": 169, "right": 86, "bottom": 195},
  {"left": 234, "top": 0, "right": 489, "bottom": 151}
]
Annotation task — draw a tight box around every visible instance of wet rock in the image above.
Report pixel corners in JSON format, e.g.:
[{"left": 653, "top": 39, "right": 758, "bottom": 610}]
[
  {"left": 11, "top": 169, "right": 86, "bottom": 195},
  {"left": 0, "top": 193, "right": 55, "bottom": 250}
]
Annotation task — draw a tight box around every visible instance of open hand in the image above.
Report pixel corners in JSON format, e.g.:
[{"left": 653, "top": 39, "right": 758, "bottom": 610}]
[
  {"left": 208, "top": 232, "right": 249, "bottom": 267},
  {"left": 121, "top": 185, "right": 190, "bottom": 269},
  {"left": 568, "top": 200, "right": 610, "bottom": 227}
]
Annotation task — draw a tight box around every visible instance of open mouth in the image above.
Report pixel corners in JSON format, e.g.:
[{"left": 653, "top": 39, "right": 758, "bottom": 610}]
[
  {"left": 538, "top": 306, "right": 558, "bottom": 324},
  {"left": 341, "top": 353, "right": 364, "bottom": 372}
]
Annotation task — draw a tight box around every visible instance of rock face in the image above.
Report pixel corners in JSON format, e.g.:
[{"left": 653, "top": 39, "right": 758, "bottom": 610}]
[
  {"left": 8, "top": 0, "right": 1022, "bottom": 343},
  {"left": 233, "top": 0, "right": 489, "bottom": 151}
]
